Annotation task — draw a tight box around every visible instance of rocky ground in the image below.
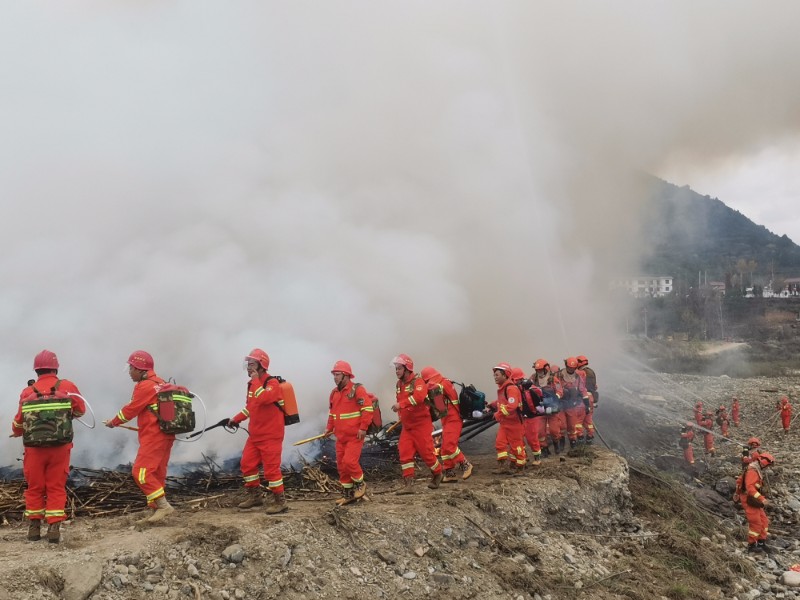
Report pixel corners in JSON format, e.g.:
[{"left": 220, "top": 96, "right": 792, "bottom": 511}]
[{"left": 1, "top": 366, "right": 800, "bottom": 600}]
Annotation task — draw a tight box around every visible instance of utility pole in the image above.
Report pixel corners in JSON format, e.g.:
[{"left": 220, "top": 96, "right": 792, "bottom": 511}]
[{"left": 643, "top": 306, "right": 648, "bottom": 338}]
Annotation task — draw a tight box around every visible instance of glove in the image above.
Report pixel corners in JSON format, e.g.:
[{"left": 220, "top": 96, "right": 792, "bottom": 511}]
[
  {"left": 742, "top": 448, "right": 750, "bottom": 457},
  {"left": 472, "top": 410, "right": 484, "bottom": 418},
  {"left": 536, "top": 405, "right": 545, "bottom": 415},
  {"left": 545, "top": 407, "right": 553, "bottom": 415},
  {"left": 226, "top": 419, "right": 240, "bottom": 430}
]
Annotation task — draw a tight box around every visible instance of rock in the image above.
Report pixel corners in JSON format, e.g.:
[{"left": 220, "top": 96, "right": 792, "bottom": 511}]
[
  {"left": 376, "top": 549, "right": 397, "bottom": 564},
  {"left": 432, "top": 573, "right": 455, "bottom": 586},
  {"left": 114, "top": 564, "right": 129, "bottom": 575},
  {"left": 443, "top": 527, "right": 453, "bottom": 537},
  {"left": 402, "top": 571, "right": 417, "bottom": 580},
  {"left": 188, "top": 564, "right": 200, "bottom": 578},
  {"left": 414, "top": 546, "right": 428, "bottom": 557},
  {"left": 234, "top": 589, "right": 246, "bottom": 599},
  {"left": 63, "top": 560, "right": 103, "bottom": 600},
  {"left": 782, "top": 572, "right": 800, "bottom": 587},
  {"left": 223, "top": 544, "right": 245, "bottom": 564},
  {"left": 350, "top": 567, "right": 362, "bottom": 577}
]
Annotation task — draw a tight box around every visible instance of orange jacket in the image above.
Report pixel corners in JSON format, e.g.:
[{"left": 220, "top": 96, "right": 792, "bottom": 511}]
[
  {"left": 494, "top": 380, "right": 521, "bottom": 424},
  {"left": 560, "top": 369, "right": 589, "bottom": 404},
  {"left": 534, "top": 372, "right": 562, "bottom": 399},
  {"left": 743, "top": 462, "right": 766, "bottom": 505},
  {"left": 395, "top": 372, "right": 429, "bottom": 423},
  {"left": 12, "top": 374, "right": 85, "bottom": 436},
  {"left": 109, "top": 371, "right": 173, "bottom": 443},
  {"left": 779, "top": 402, "right": 792, "bottom": 417},
  {"left": 232, "top": 373, "right": 285, "bottom": 440},
  {"left": 326, "top": 381, "right": 374, "bottom": 435}
]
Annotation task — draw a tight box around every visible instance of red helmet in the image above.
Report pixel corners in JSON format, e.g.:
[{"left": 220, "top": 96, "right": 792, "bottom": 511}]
[
  {"left": 748, "top": 437, "right": 761, "bottom": 448},
  {"left": 780, "top": 396, "right": 789, "bottom": 404},
  {"left": 128, "top": 350, "right": 154, "bottom": 371},
  {"left": 565, "top": 357, "right": 578, "bottom": 369},
  {"left": 719, "top": 405, "right": 726, "bottom": 411},
  {"left": 492, "top": 362, "right": 513, "bottom": 374},
  {"left": 420, "top": 366, "right": 443, "bottom": 385},
  {"left": 245, "top": 348, "right": 270, "bottom": 370},
  {"left": 695, "top": 402, "right": 703, "bottom": 409},
  {"left": 391, "top": 354, "right": 414, "bottom": 371},
  {"left": 533, "top": 359, "right": 549, "bottom": 371},
  {"left": 576, "top": 355, "right": 589, "bottom": 367},
  {"left": 758, "top": 451, "right": 775, "bottom": 467},
  {"left": 510, "top": 367, "right": 525, "bottom": 382},
  {"left": 685, "top": 422, "right": 694, "bottom": 428},
  {"left": 331, "top": 360, "right": 354, "bottom": 378},
  {"left": 33, "top": 350, "right": 59, "bottom": 371}
]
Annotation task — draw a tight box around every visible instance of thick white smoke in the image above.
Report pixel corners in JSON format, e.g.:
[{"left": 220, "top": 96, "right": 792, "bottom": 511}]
[{"left": 2, "top": 2, "right": 799, "bottom": 467}]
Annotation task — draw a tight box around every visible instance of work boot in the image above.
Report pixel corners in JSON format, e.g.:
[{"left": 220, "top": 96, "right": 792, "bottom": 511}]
[
  {"left": 146, "top": 496, "right": 175, "bottom": 523},
  {"left": 428, "top": 470, "right": 444, "bottom": 489},
  {"left": 585, "top": 436, "right": 594, "bottom": 445},
  {"left": 569, "top": 439, "right": 577, "bottom": 449},
  {"left": 541, "top": 446, "right": 551, "bottom": 459},
  {"left": 47, "top": 522, "right": 61, "bottom": 544},
  {"left": 336, "top": 487, "right": 354, "bottom": 506},
  {"left": 491, "top": 460, "right": 510, "bottom": 475},
  {"left": 353, "top": 481, "right": 367, "bottom": 500},
  {"left": 747, "top": 542, "right": 763, "bottom": 554},
  {"left": 757, "top": 540, "right": 772, "bottom": 554},
  {"left": 442, "top": 469, "right": 459, "bottom": 483},
  {"left": 27, "top": 520, "right": 41, "bottom": 541},
  {"left": 237, "top": 487, "right": 265, "bottom": 510},
  {"left": 396, "top": 477, "right": 415, "bottom": 495},
  {"left": 530, "top": 453, "right": 542, "bottom": 466},
  {"left": 264, "top": 492, "right": 288, "bottom": 514},
  {"left": 511, "top": 464, "right": 526, "bottom": 477},
  {"left": 460, "top": 460, "right": 474, "bottom": 480},
  {"left": 558, "top": 438, "right": 566, "bottom": 453}
]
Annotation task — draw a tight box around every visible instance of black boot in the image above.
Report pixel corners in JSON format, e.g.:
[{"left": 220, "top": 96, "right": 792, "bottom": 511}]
[
  {"left": 569, "top": 439, "right": 577, "bottom": 449},
  {"left": 541, "top": 446, "right": 551, "bottom": 458},
  {"left": 747, "top": 543, "right": 763, "bottom": 553},
  {"left": 757, "top": 540, "right": 772, "bottom": 554},
  {"left": 558, "top": 437, "right": 566, "bottom": 453}
]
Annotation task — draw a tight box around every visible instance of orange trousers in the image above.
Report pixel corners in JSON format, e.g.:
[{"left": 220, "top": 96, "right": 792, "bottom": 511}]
[
  {"left": 23, "top": 445, "right": 72, "bottom": 524},
  {"left": 335, "top": 435, "right": 365, "bottom": 486},
  {"left": 398, "top": 417, "right": 441, "bottom": 478},
  {"left": 241, "top": 436, "right": 284, "bottom": 494},
  {"left": 132, "top": 437, "right": 174, "bottom": 507}
]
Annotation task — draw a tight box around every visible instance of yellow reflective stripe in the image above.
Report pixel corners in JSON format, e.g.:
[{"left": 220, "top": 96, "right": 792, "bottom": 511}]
[
  {"left": 341, "top": 482, "right": 354, "bottom": 489},
  {"left": 24, "top": 509, "right": 45, "bottom": 517},
  {"left": 241, "top": 408, "right": 250, "bottom": 417},
  {"left": 45, "top": 510, "right": 65, "bottom": 517},
  {"left": 409, "top": 398, "right": 418, "bottom": 406},
  {"left": 172, "top": 395, "right": 192, "bottom": 403},
  {"left": 117, "top": 410, "right": 130, "bottom": 423},
  {"left": 450, "top": 399, "right": 460, "bottom": 405},
  {"left": 338, "top": 412, "right": 361, "bottom": 420},
  {"left": 21, "top": 402, "right": 72, "bottom": 412},
  {"left": 497, "top": 451, "right": 509, "bottom": 459},
  {"left": 500, "top": 406, "right": 509, "bottom": 416},
  {"left": 146, "top": 488, "right": 165, "bottom": 502},
  {"left": 352, "top": 475, "right": 364, "bottom": 483},
  {"left": 400, "top": 462, "right": 415, "bottom": 470},
  {"left": 361, "top": 406, "right": 374, "bottom": 413},
  {"left": 754, "top": 492, "right": 762, "bottom": 498},
  {"left": 277, "top": 400, "right": 285, "bottom": 407},
  {"left": 243, "top": 474, "right": 259, "bottom": 483},
  {"left": 441, "top": 448, "right": 462, "bottom": 461},
  {"left": 138, "top": 468, "right": 147, "bottom": 485},
  {"left": 148, "top": 403, "right": 158, "bottom": 411},
  {"left": 254, "top": 387, "right": 265, "bottom": 398},
  {"left": 267, "top": 479, "right": 283, "bottom": 488}
]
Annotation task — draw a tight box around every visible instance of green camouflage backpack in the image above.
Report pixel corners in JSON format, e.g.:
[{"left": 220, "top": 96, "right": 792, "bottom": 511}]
[
  {"left": 21, "top": 380, "right": 75, "bottom": 447},
  {"left": 153, "top": 383, "right": 196, "bottom": 434}
]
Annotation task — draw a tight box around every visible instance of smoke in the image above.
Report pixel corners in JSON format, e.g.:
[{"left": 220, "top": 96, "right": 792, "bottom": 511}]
[{"left": 2, "top": 2, "right": 799, "bottom": 467}]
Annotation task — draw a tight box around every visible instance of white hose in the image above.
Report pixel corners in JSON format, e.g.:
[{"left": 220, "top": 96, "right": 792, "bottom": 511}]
[
  {"left": 175, "top": 392, "right": 208, "bottom": 443},
  {"left": 69, "top": 393, "right": 96, "bottom": 429}
]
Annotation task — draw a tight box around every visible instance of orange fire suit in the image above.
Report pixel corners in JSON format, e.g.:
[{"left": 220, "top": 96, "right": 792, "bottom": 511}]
[
  {"left": 560, "top": 369, "right": 589, "bottom": 442},
  {"left": 740, "top": 462, "right": 769, "bottom": 544},
  {"left": 430, "top": 378, "right": 468, "bottom": 471},
  {"left": 12, "top": 375, "right": 85, "bottom": 524},
  {"left": 534, "top": 372, "right": 563, "bottom": 449},
  {"left": 396, "top": 372, "right": 442, "bottom": 479},
  {"left": 679, "top": 428, "right": 695, "bottom": 465},
  {"left": 326, "top": 381, "right": 374, "bottom": 489},
  {"left": 779, "top": 400, "right": 792, "bottom": 432},
  {"left": 492, "top": 381, "right": 526, "bottom": 466},
  {"left": 731, "top": 399, "right": 740, "bottom": 427},
  {"left": 694, "top": 404, "right": 703, "bottom": 425},
  {"left": 232, "top": 373, "right": 286, "bottom": 494},
  {"left": 520, "top": 385, "right": 543, "bottom": 459},
  {"left": 578, "top": 366, "right": 597, "bottom": 440},
  {"left": 109, "top": 371, "right": 174, "bottom": 507},
  {"left": 716, "top": 409, "right": 730, "bottom": 437},
  {"left": 699, "top": 416, "right": 715, "bottom": 455}
]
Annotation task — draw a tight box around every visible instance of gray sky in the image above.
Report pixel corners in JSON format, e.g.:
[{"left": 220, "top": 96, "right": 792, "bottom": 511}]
[{"left": 2, "top": 2, "right": 799, "bottom": 466}]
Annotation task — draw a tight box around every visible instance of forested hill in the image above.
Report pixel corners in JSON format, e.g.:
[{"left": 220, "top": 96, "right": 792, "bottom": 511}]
[{"left": 640, "top": 177, "right": 800, "bottom": 284}]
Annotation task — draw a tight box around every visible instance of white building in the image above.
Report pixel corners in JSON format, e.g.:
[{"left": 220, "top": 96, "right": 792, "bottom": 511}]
[{"left": 610, "top": 275, "right": 674, "bottom": 298}]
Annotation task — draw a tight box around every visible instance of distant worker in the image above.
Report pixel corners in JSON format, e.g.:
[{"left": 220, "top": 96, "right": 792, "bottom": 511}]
[
  {"left": 421, "top": 367, "right": 473, "bottom": 482},
  {"left": 694, "top": 402, "right": 704, "bottom": 426},
  {"left": 731, "top": 397, "right": 741, "bottom": 427},
  {"left": 737, "top": 451, "right": 775, "bottom": 553},
  {"left": 576, "top": 355, "right": 597, "bottom": 443},
  {"left": 391, "top": 354, "right": 443, "bottom": 494},
  {"left": 324, "top": 361, "right": 373, "bottom": 505},
  {"left": 105, "top": 351, "right": 176, "bottom": 523},
  {"left": 715, "top": 405, "right": 730, "bottom": 437},
  {"left": 777, "top": 396, "right": 792, "bottom": 434},
  {"left": 227, "top": 349, "right": 288, "bottom": 514},
  {"left": 511, "top": 367, "right": 543, "bottom": 466},
  {"left": 700, "top": 411, "right": 716, "bottom": 457},
  {"left": 560, "top": 357, "right": 590, "bottom": 448},
  {"left": 532, "top": 359, "right": 563, "bottom": 456},
  {"left": 12, "top": 350, "right": 86, "bottom": 543},
  {"left": 678, "top": 422, "right": 695, "bottom": 467},
  {"left": 489, "top": 363, "right": 527, "bottom": 475}
]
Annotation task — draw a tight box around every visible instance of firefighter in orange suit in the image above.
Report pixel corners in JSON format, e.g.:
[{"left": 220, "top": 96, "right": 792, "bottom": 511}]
[
  {"left": 679, "top": 422, "right": 695, "bottom": 466},
  {"left": 324, "top": 361, "right": 374, "bottom": 504},
  {"left": 732, "top": 397, "right": 741, "bottom": 427},
  {"left": 12, "top": 350, "right": 85, "bottom": 543},
  {"left": 738, "top": 451, "right": 775, "bottom": 553},
  {"left": 391, "top": 354, "right": 443, "bottom": 495},
  {"left": 699, "top": 411, "right": 715, "bottom": 456},
  {"left": 778, "top": 396, "right": 792, "bottom": 434},
  {"left": 694, "top": 401, "right": 704, "bottom": 425},
  {"left": 489, "top": 363, "right": 526, "bottom": 475},
  {"left": 560, "top": 357, "right": 590, "bottom": 448},
  {"left": 227, "top": 348, "right": 287, "bottom": 514},
  {"left": 532, "top": 359, "right": 563, "bottom": 457},
  {"left": 576, "top": 355, "right": 597, "bottom": 443},
  {"left": 105, "top": 350, "right": 175, "bottom": 523},
  {"left": 420, "top": 366, "right": 474, "bottom": 482},
  {"left": 510, "top": 367, "right": 542, "bottom": 466}
]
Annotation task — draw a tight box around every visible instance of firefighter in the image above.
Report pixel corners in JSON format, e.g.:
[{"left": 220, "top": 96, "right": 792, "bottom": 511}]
[
  {"left": 738, "top": 451, "right": 775, "bottom": 553},
  {"left": 226, "top": 349, "right": 288, "bottom": 514},
  {"left": 12, "top": 350, "right": 86, "bottom": 543},
  {"left": 391, "top": 354, "right": 443, "bottom": 494},
  {"left": 104, "top": 351, "right": 176, "bottom": 523},
  {"left": 511, "top": 367, "right": 543, "bottom": 466},
  {"left": 699, "top": 411, "right": 715, "bottom": 457},
  {"left": 694, "top": 401, "right": 704, "bottom": 426},
  {"left": 678, "top": 422, "right": 695, "bottom": 467},
  {"left": 560, "top": 357, "right": 590, "bottom": 448},
  {"left": 324, "top": 361, "right": 373, "bottom": 504},
  {"left": 532, "top": 359, "right": 563, "bottom": 457},
  {"left": 777, "top": 396, "right": 792, "bottom": 434},
  {"left": 731, "top": 397, "right": 741, "bottom": 427},
  {"left": 420, "top": 366, "right": 474, "bottom": 482},
  {"left": 488, "top": 363, "right": 526, "bottom": 475},
  {"left": 576, "top": 355, "right": 597, "bottom": 443},
  {"left": 716, "top": 404, "right": 730, "bottom": 437},
  {"left": 553, "top": 361, "right": 569, "bottom": 450}
]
